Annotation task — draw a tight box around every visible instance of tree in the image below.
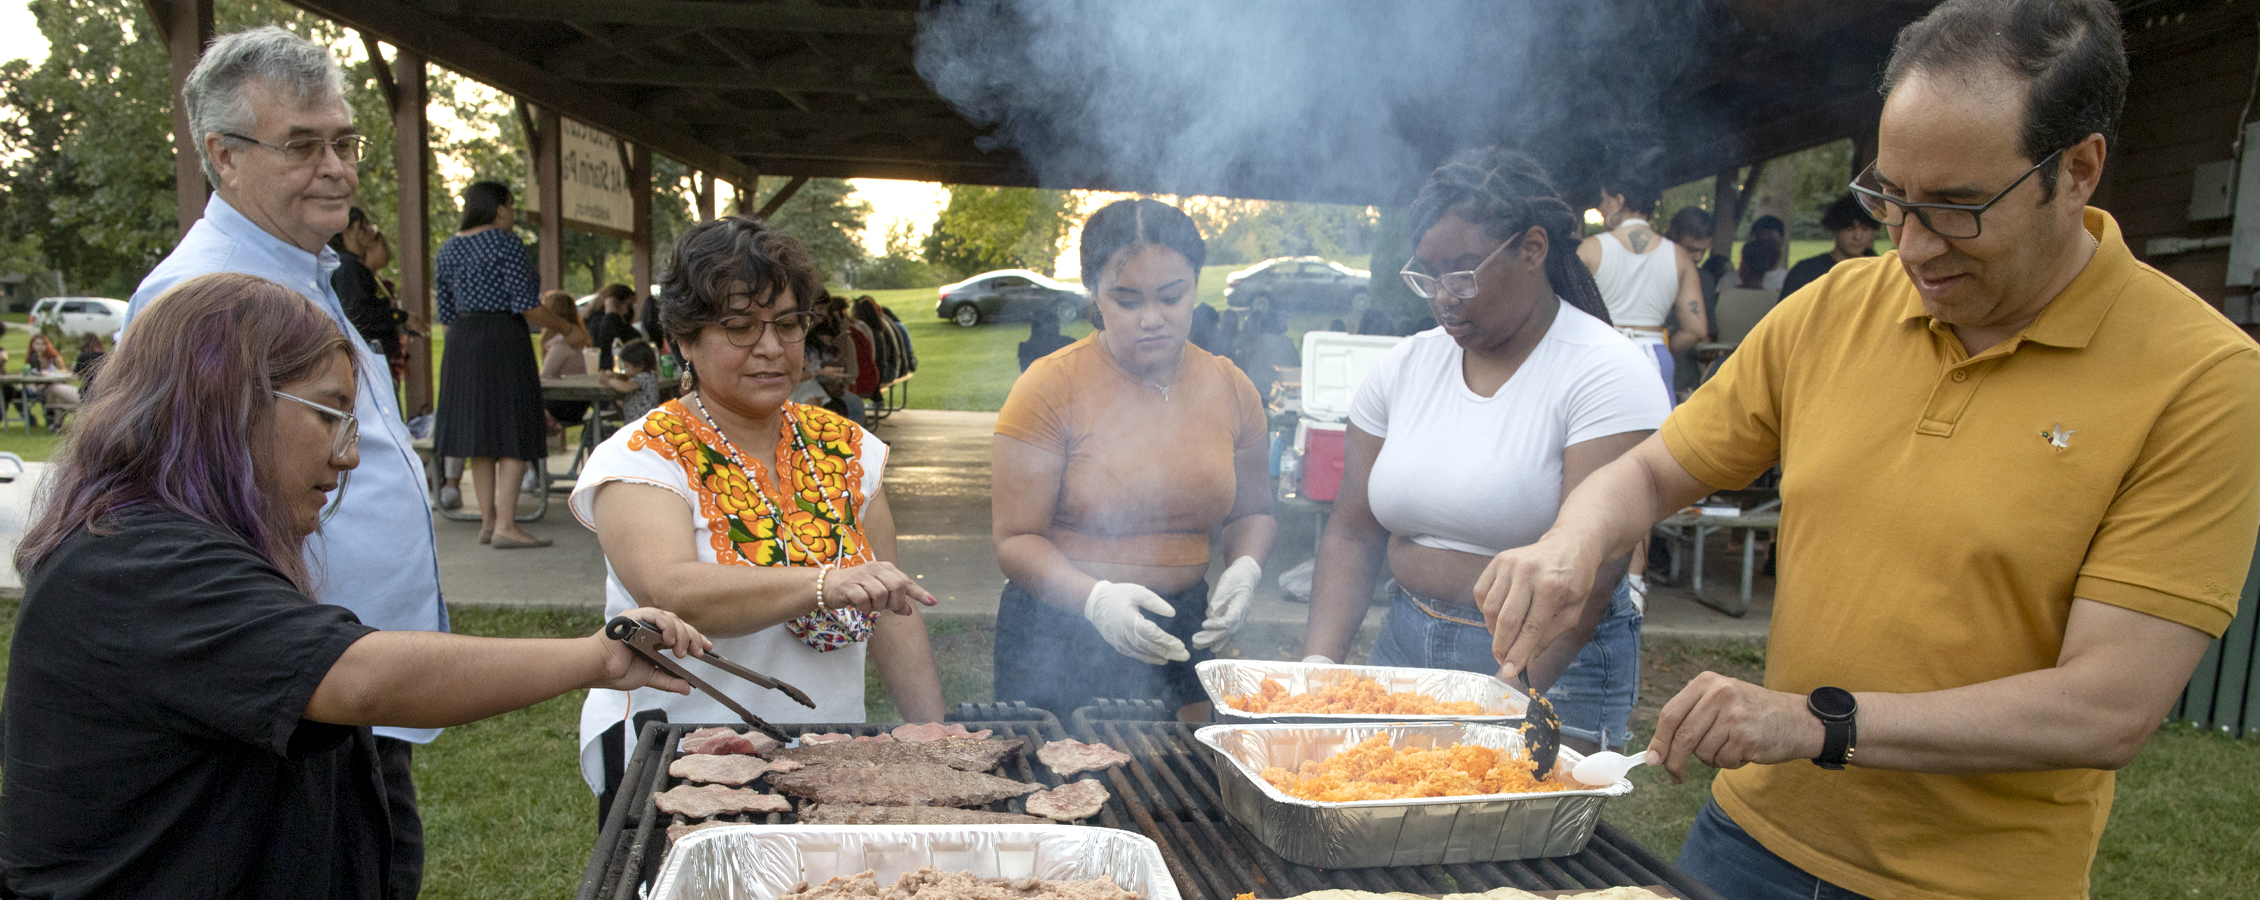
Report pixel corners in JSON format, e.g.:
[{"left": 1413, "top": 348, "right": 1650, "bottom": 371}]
[
  {"left": 921, "top": 185, "right": 1074, "bottom": 279},
  {"left": 755, "top": 178, "right": 868, "bottom": 286},
  {"left": 0, "top": 0, "right": 409, "bottom": 296}
]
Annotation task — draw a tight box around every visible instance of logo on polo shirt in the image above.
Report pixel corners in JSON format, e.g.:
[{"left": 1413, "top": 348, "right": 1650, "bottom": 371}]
[{"left": 2041, "top": 423, "right": 2074, "bottom": 450}]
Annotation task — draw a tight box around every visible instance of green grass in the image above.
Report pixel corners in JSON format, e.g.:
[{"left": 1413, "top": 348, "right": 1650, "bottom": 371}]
[
  {"left": 860, "top": 263, "right": 1364, "bottom": 413},
  {"left": 0, "top": 599, "right": 2256, "bottom": 896}
]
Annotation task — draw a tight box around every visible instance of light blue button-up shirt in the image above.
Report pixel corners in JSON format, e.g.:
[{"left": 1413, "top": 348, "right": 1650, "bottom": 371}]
[{"left": 127, "top": 194, "right": 447, "bottom": 744}]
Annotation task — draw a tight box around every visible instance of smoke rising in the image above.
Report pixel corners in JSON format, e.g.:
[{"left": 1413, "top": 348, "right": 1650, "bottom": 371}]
[{"left": 914, "top": 1, "right": 1713, "bottom": 205}]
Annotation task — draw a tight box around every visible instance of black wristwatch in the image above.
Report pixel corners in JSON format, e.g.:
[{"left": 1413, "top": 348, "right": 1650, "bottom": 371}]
[{"left": 1808, "top": 686, "right": 1858, "bottom": 770}]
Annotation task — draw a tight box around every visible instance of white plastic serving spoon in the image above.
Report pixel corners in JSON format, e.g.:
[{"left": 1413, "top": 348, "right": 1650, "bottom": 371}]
[{"left": 1570, "top": 749, "right": 1660, "bottom": 787}]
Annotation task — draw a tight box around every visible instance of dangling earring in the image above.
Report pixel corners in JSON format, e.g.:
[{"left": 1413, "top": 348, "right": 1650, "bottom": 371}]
[{"left": 678, "top": 356, "right": 696, "bottom": 394}]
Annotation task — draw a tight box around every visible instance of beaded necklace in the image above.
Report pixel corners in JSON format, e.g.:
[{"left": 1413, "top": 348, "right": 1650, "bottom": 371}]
[{"left": 686, "top": 391, "right": 849, "bottom": 564}]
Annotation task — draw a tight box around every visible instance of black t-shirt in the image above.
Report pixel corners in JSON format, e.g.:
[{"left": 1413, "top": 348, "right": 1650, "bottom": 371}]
[
  {"left": 0, "top": 512, "right": 387, "bottom": 900},
  {"left": 330, "top": 248, "right": 397, "bottom": 348},
  {"left": 1779, "top": 249, "right": 1876, "bottom": 302},
  {"left": 586, "top": 310, "right": 631, "bottom": 372}
]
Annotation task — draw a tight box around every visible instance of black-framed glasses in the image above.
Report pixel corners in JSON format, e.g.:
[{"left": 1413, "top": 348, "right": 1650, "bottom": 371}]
[
  {"left": 222, "top": 132, "right": 370, "bottom": 166},
  {"left": 1848, "top": 147, "right": 2065, "bottom": 240},
  {"left": 713, "top": 311, "right": 817, "bottom": 347},
  {"left": 273, "top": 390, "right": 360, "bottom": 461},
  {"left": 1400, "top": 235, "right": 1519, "bottom": 300}
]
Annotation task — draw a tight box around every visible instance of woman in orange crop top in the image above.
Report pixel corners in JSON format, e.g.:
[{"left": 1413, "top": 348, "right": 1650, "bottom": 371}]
[{"left": 991, "top": 199, "right": 1277, "bottom": 719}]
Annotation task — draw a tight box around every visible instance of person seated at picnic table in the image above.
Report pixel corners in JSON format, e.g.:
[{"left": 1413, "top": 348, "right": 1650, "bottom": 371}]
[
  {"left": 789, "top": 295, "right": 865, "bottom": 423},
  {"left": 595, "top": 339, "right": 663, "bottom": 422},
  {"left": 573, "top": 216, "right": 943, "bottom": 814},
  {"left": 1302, "top": 148, "right": 1669, "bottom": 754},
  {"left": 537, "top": 289, "right": 593, "bottom": 436},
  {"left": 22, "top": 333, "right": 77, "bottom": 431},
  {"left": 990, "top": 198, "right": 1277, "bottom": 720},
  {"left": 0, "top": 272, "right": 708, "bottom": 900},
  {"left": 585, "top": 283, "right": 639, "bottom": 372},
  {"left": 70, "top": 333, "right": 105, "bottom": 396}
]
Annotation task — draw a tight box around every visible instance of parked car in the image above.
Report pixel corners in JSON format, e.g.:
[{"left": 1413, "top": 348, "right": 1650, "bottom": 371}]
[
  {"left": 1223, "top": 257, "right": 1371, "bottom": 312},
  {"left": 29, "top": 297, "right": 129, "bottom": 338},
  {"left": 935, "top": 270, "right": 1088, "bottom": 327}
]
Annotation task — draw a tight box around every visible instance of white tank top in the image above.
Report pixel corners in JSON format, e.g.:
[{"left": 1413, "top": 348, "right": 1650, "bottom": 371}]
[{"left": 1592, "top": 226, "right": 1678, "bottom": 329}]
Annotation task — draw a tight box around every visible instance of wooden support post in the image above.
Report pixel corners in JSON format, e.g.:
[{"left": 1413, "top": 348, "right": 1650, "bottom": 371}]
[
  {"left": 696, "top": 171, "right": 716, "bottom": 222},
  {"left": 532, "top": 104, "right": 563, "bottom": 293},
  {"left": 144, "top": 0, "right": 214, "bottom": 235},
  {"left": 730, "top": 179, "right": 753, "bottom": 216},
  {"left": 1710, "top": 166, "right": 1741, "bottom": 257},
  {"left": 629, "top": 144, "right": 653, "bottom": 304},
  {"left": 385, "top": 45, "right": 434, "bottom": 416},
  {"left": 756, "top": 175, "right": 809, "bottom": 219}
]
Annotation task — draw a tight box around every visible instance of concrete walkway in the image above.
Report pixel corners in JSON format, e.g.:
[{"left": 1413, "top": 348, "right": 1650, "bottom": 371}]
[{"left": 433, "top": 409, "right": 1770, "bottom": 645}]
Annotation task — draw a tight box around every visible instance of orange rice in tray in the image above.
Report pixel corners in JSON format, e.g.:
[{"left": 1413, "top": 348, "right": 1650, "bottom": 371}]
[
  {"left": 1226, "top": 675, "right": 1489, "bottom": 716},
  {"left": 1261, "top": 734, "right": 1575, "bottom": 801}
]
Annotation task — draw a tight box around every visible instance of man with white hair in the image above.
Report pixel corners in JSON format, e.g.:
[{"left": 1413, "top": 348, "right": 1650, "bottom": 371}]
[{"left": 123, "top": 26, "right": 444, "bottom": 899}]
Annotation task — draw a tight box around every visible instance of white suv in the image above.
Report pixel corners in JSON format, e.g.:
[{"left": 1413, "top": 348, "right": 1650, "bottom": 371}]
[{"left": 30, "top": 297, "right": 129, "bottom": 339}]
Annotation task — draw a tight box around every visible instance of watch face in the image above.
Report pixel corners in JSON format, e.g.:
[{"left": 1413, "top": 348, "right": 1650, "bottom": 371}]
[{"left": 1811, "top": 686, "right": 1856, "bottom": 719}]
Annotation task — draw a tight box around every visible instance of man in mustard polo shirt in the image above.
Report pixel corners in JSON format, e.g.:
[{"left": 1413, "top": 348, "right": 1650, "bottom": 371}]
[{"left": 1470, "top": 1, "right": 2260, "bottom": 897}]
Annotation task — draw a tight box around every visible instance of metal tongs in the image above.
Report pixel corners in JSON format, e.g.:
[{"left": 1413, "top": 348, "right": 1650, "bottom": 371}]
[
  {"left": 605, "top": 615, "right": 815, "bottom": 743},
  {"left": 1518, "top": 669, "right": 1563, "bottom": 779}
]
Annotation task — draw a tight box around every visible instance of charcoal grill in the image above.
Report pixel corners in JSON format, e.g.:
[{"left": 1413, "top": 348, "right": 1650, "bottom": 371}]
[
  {"left": 1073, "top": 700, "right": 1727, "bottom": 900},
  {"left": 574, "top": 702, "right": 1082, "bottom": 900}
]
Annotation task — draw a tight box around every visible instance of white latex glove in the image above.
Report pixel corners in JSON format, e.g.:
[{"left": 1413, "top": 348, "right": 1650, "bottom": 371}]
[
  {"left": 1301, "top": 654, "right": 1336, "bottom": 664},
  {"left": 1192, "top": 557, "right": 1262, "bottom": 649},
  {"left": 1084, "top": 581, "right": 1191, "bottom": 665}
]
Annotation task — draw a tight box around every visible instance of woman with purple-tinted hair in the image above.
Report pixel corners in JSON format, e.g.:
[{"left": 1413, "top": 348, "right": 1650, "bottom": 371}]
[{"left": 0, "top": 272, "right": 709, "bottom": 900}]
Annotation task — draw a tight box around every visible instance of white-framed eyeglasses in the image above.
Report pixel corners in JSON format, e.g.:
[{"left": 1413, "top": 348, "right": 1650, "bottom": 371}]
[
  {"left": 1400, "top": 235, "right": 1520, "bottom": 300},
  {"left": 273, "top": 390, "right": 360, "bottom": 461}
]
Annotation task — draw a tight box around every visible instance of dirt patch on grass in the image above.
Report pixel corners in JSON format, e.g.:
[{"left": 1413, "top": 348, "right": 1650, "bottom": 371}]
[{"left": 1630, "top": 637, "right": 1768, "bottom": 740}]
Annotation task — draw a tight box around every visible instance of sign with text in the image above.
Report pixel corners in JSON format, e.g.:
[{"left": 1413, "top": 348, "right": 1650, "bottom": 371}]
[{"left": 525, "top": 117, "right": 632, "bottom": 238}]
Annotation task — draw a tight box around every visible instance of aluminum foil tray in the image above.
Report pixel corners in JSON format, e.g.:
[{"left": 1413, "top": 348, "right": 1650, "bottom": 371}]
[
  {"left": 1197, "top": 660, "right": 1528, "bottom": 726},
  {"left": 1193, "top": 722, "right": 1631, "bottom": 868},
  {"left": 648, "top": 825, "right": 1183, "bottom": 900}
]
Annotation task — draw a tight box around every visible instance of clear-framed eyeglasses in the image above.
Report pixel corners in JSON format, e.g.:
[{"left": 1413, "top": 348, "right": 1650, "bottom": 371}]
[
  {"left": 222, "top": 132, "right": 371, "bottom": 167},
  {"left": 1847, "top": 146, "right": 2066, "bottom": 241},
  {"left": 273, "top": 390, "right": 360, "bottom": 461},
  {"left": 714, "top": 311, "right": 818, "bottom": 347},
  {"left": 1399, "top": 235, "right": 1520, "bottom": 300}
]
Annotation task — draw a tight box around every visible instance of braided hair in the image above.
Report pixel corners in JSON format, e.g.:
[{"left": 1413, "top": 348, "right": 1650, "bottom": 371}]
[{"left": 1408, "top": 148, "right": 1613, "bottom": 327}]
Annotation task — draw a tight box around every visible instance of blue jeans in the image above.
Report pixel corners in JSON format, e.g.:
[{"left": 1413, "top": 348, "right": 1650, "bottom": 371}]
[
  {"left": 1679, "top": 800, "right": 1872, "bottom": 900},
  {"left": 1365, "top": 579, "right": 1641, "bottom": 749}
]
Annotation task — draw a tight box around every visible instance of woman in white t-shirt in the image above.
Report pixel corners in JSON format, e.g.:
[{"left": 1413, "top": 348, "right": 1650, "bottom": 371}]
[
  {"left": 569, "top": 217, "right": 943, "bottom": 815},
  {"left": 1303, "top": 148, "right": 1669, "bottom": 753}
]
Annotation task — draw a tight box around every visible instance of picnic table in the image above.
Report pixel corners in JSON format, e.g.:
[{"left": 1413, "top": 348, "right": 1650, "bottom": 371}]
[
  {"left": 0, "top": 373, "right": 80, "bottom": 434},
  {"left": 1656, "top": 500, "right": 1781, "bottom": 617}
]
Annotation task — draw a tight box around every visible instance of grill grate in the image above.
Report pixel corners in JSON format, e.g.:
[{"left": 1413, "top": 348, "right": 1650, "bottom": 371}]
[
  {"left": 1072, "top": 700, "right": 1727, "bottom": 900},
  {"left": 575, "top": 702, "right": 1075, "bottom": 900}
]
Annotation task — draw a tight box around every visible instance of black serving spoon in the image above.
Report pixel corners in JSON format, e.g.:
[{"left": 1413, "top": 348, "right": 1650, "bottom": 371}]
[{"left": 1518, "top": 669, "right": 1562, "bottom": 779}]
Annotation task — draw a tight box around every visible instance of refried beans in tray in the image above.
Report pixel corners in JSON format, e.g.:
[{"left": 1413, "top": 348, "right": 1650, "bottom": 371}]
[
  {"left": 779, "top": 867, "right": 1136, "bottom": 900},
  {"left": 1261, "top": 734, "right": 1574, "bottom": 801},
  {"left": 1225, "top": 676, "right": 1487, "bottom": 716}
]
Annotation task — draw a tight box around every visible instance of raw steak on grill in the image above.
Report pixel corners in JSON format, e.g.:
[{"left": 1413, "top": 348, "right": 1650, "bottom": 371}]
[
  {"left": 890, "top": 722, "right": 995, "bottom": 742},
  {"left": 1036, "top": 739, "right": 1132, "bottom": 778},
  {"left": 1025, "top": 779, "right": 1110, "bottom": 822},
  {"left": 766, "top": 762, "right": 1039, "bottom": 808},
  {"left": 669, "top": 754, "right": 770, "bottom": 786},
  {"left": 796, "top": 803, "right": 1046, "bottom": 825},
  {"left": 774, "top": 736, "right": 1027, "bottom": 772},
  {"left": 653, "top": 784, "right": 792, "bottom": 819},
  {"left": 681, "top": 726, "right": 780, "bottom": 756}
]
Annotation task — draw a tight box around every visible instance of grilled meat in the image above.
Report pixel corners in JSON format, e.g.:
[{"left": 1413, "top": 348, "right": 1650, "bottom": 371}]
[
  {"left": 654, "top": 784, "right": 791, "bottom": 819},
  {"left": 766, "top": 762, "right": 1039, "bottom": 808},
  {"left": 681, "top": 726, "right": 781, "bottom": 757},
  {"left": 774, "top": 736, "right": 1027, "bottom": 772},
  {"left": 1036, "top": 740, "right": 1131, "bottom": 778},
  {"left": 1025, "top": 780, "right": 1110, "bottom": 822},
  {"left": 796, "top": 803, "right": 1047, "bottom": 825},
  {"left": 669, "top": 754, "right": 771, "bottom": 786}
]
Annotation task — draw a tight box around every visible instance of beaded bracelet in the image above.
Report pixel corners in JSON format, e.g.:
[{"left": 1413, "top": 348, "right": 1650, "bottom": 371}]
[{"left": 814, "top": 563, "right": 834, "bottom": 614}]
